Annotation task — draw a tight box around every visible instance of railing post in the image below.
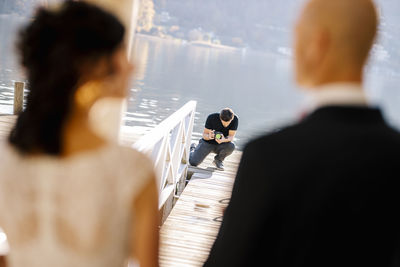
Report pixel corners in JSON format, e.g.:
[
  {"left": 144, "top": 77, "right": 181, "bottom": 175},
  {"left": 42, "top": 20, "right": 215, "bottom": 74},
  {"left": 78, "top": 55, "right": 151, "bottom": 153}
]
[{"left": 13, "top": 82, "right": 24, "bottom": 115}]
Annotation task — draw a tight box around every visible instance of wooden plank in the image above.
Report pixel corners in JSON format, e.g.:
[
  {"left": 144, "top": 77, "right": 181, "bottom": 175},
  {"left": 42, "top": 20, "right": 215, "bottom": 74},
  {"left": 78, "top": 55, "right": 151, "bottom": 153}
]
[{"left": 0, "top": 115, "right": 15, "bottom": 141}]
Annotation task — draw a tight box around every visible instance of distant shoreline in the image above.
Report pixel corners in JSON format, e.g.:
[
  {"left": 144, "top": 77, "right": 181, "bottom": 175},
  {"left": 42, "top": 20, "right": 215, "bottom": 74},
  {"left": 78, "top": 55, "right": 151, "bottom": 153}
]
[
  {"left": 189, "top": 40, "right": 242, "bottom": 51},
  {"left": 136, "top": 33, "right": 183, "bottom": 44},
  {"left": 135, "top": 33, "right": 243, "bottom": 52}
]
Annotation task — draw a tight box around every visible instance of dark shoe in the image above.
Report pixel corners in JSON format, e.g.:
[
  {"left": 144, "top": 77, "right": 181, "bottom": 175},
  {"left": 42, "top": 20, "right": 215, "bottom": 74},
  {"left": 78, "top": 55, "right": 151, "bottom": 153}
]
[
  {"left": 190, "top": 143, "right": 196, "bottom": 152},
  {"left": 213, "top": 159, "right": 224, "bottom": 171}
]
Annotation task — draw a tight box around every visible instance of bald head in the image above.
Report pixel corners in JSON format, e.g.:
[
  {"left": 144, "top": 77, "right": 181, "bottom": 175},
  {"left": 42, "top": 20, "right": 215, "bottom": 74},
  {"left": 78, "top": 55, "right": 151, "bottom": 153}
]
[{"left": 295, "top": 0, "right": 378, "bottom": 87}]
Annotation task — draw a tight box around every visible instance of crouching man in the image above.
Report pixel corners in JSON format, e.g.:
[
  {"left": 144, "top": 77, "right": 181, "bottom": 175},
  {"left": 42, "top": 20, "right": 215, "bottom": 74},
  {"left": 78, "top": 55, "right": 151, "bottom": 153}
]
[{"left": 189, "top": 108, "right": 238, "bottom": 171}]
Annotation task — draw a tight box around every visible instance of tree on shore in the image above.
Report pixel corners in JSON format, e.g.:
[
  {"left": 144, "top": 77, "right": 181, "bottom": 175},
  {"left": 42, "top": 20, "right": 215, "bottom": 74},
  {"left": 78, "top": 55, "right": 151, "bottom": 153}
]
[{"left": 137, "top": 0, "right": 155, "bottom": 32}]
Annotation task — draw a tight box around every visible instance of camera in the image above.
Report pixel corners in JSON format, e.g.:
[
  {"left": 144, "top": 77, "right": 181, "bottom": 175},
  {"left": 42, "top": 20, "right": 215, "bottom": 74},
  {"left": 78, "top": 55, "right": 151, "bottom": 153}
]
[{"left": 214, "top": 131, "right": 224, "bottom": 140}]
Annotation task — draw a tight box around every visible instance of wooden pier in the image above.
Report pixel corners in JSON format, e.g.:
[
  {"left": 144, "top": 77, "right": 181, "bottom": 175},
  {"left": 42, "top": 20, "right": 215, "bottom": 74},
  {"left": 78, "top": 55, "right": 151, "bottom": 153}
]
[
  {"left": 159, "top": 151, "right": 241, "bottom": 266},
  {"left": 0, "top": 115, "right": 16, "bottom": 141},
  {"left": 0, "top": 114, "right": 241, "bottom": 266}
]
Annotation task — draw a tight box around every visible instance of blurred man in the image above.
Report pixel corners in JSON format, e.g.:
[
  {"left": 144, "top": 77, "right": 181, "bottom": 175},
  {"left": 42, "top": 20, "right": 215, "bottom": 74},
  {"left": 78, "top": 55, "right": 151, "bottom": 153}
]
[
  {"left": 204, "top": 0, "right": 400, "bottom": 266},
  {"left": 189, "top": 108, "right": 238, "bottom": 171}
]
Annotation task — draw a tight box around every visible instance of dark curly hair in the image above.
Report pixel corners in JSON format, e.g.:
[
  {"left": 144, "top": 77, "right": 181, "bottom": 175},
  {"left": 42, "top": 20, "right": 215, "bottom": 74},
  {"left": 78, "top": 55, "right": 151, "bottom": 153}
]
[{"left": 9, "top": 1, "right": 125, "bottom": 155}]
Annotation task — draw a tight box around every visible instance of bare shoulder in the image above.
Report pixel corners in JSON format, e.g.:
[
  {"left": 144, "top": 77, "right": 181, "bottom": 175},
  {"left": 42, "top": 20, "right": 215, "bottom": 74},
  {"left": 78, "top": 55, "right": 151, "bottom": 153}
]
[
  {"left": 109, "top": 145, "right": 156, "bottom": 199},
  {"left": 116, "top": 145, "right": 154, "bottom": 172}
]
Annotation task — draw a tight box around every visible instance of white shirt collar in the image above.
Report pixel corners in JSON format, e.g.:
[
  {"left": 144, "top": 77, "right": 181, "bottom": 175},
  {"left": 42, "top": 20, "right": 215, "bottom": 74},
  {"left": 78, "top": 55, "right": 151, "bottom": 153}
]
[{"left": 304, "top": 83, "right": 368, "bottom": 111}]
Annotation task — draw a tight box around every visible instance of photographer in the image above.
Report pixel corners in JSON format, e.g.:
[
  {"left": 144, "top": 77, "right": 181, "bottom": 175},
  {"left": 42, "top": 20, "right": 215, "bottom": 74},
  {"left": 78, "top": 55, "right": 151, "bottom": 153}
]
[{"left": 189, "top": 108, "right": 238, "bottom": 171}]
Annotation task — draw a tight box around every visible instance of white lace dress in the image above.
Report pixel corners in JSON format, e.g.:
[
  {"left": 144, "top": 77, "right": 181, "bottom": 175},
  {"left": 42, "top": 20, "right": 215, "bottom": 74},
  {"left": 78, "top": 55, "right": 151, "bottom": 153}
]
[{"left": 0, "top": 142, "right": 154, "bottom": 267}]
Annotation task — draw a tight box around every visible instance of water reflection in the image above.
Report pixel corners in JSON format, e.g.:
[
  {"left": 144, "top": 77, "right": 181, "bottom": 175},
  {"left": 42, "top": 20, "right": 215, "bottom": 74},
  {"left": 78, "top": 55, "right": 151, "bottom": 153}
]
[
  {"left": 126, "top": 35, "right": 302, "bottom": 148},
  {"left": 0, "top": 15, "right": 26, "bottom": 85}
]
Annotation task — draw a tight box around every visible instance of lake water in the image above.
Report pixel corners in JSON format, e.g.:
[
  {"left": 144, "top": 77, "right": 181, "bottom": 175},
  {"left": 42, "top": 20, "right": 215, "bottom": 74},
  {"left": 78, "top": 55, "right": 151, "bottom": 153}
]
[
  {"left": 125, "top": 32, "right": 400, "bottom": 148},
  {"left": 1, "top": 9, "right": 400, "bottom": 149},
  {"left": 127, "top": 34, "right": 302, "bottom": 148}
]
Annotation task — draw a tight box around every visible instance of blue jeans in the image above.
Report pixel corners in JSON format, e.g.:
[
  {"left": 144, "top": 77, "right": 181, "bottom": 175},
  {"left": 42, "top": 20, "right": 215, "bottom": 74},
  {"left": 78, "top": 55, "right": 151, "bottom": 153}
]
[{"left": 189, "top": 139, "right": 235, "bottom": 167}]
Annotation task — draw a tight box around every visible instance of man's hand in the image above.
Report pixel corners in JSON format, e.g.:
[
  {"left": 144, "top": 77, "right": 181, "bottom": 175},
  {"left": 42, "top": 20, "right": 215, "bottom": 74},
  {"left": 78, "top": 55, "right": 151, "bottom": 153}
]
[
  {"left": 215, "top": 134, "right": 225, "bottom": 144},
  {"left": 209, "top": 131, "right": 215, "bottom": 140},
  {"left": 203, "top": 129, "right": 215, "bottom": 140}
]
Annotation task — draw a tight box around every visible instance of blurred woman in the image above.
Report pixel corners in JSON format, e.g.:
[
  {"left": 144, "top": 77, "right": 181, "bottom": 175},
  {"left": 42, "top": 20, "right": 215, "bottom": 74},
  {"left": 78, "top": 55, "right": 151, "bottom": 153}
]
[{"left": 0, "top": 2, "right": 159, "bottom": 267}]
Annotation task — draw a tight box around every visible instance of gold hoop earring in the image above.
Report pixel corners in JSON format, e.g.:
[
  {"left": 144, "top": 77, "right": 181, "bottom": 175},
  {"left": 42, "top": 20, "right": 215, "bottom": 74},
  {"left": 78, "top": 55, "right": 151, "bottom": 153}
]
[{"left": 74, "top": 81, "right": 102, "bottom": 109}]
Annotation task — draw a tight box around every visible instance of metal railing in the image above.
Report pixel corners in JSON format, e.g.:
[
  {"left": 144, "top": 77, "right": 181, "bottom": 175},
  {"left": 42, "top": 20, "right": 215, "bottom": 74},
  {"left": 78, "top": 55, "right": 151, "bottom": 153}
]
[{"left": 133, "top": 101, "right": 197, "bottom": 209}]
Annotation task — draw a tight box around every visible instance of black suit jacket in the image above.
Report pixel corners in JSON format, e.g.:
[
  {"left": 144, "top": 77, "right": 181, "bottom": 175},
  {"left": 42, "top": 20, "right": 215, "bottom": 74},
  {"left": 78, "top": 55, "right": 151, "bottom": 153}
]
[{"left": 204, "top": 106, "right": 400, "bottom": 267}]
